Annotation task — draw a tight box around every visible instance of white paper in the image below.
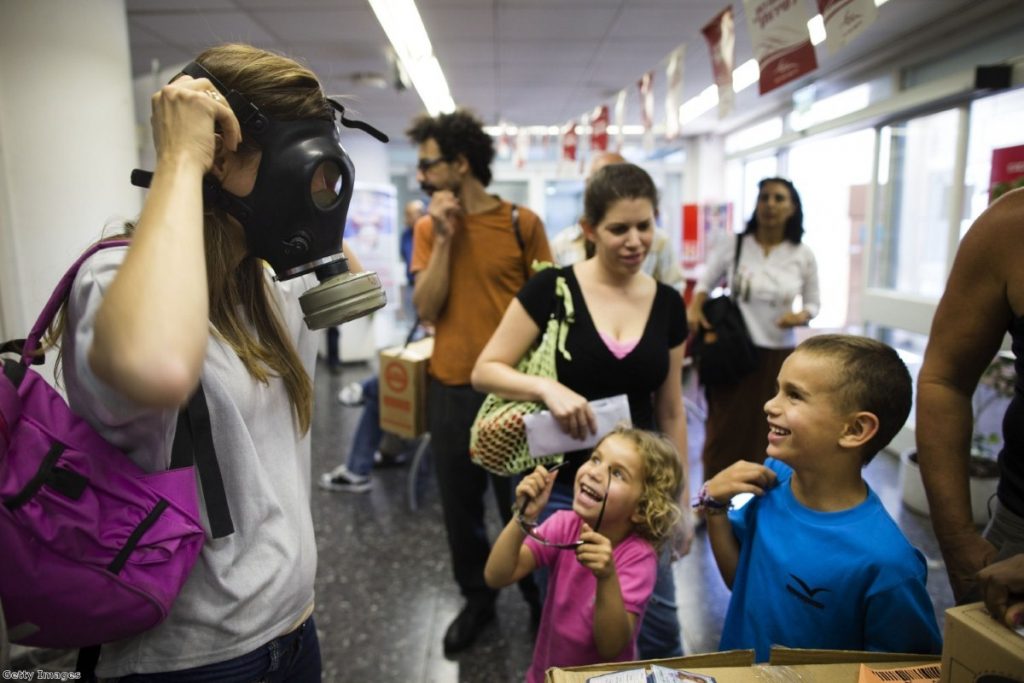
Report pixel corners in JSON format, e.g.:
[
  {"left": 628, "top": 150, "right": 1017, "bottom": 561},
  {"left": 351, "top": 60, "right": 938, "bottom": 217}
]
[{"left": 524, "top": 394, "right": 631, "bottom": 458}]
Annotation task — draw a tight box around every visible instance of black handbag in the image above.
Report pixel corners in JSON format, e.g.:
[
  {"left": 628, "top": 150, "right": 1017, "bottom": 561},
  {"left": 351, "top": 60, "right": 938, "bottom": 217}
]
[{"left": 693, "top": 235, "right": 758, "bottom": 386}]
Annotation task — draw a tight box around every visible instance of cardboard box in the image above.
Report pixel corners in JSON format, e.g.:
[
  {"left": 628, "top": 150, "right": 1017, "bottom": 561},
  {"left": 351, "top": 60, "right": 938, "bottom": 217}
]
[
  {"left": 378, "top": 337, "right": 433, "bottom": 439},
  {"left": 546, "top": 648, "right": 941, "bottom": 683},
  {"left": 941, "top": 602, "right": 1024, "bottom": 682}
]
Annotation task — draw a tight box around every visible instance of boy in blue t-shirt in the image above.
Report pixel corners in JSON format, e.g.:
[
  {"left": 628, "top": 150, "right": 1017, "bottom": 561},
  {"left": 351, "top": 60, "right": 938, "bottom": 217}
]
[{"left": 700, "top": 334, "right": 942, "bottom": 661}]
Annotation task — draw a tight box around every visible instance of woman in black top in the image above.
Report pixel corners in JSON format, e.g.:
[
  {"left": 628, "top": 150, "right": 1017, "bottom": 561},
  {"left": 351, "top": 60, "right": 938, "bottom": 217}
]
[{"left": 472, "top": 162, "right": 688, "bottom": 658}]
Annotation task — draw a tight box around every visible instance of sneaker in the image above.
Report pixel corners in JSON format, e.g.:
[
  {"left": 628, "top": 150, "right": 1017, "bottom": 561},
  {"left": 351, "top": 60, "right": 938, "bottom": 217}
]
[
  {"left": 318, "top": 464, "right": 371, "bottom": 493},
  {"left": 337, "top": 382, "right": 364, "bottom": 406}
]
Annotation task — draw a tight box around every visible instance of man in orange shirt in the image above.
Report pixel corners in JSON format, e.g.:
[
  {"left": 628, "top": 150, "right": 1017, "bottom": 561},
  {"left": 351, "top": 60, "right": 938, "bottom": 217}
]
[{"left": 408, "top": 110, "right": 552, "bottom": 655}]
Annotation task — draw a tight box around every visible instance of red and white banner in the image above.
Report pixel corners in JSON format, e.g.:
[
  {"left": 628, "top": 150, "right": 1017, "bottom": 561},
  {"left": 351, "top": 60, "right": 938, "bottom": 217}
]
[
  {"left": 614, "top": 90, "right": 627, "bottom": 152},
  {"left": 561, "top": 120, "right": 578, "bottom": 162},
  {"left": 638, "top": 71, "right": 655, "bottom": 150},
  {"left": 743, "top": 0, "right": 818, "bottom": 95},
  {"left": 514, "top": 130, "right": 530, "bottom": 169},
  {"left": 817, "top": 0, "right": 878, "bottom": 55},
  {"left": 590, "top": 105, "right": 610, "bottom": 153},
  {"left": 665, "top": 46, "right": 685, "bottom": 140},
  {"left": 701, "top": 6, "right": 735, "bottom": 117}
]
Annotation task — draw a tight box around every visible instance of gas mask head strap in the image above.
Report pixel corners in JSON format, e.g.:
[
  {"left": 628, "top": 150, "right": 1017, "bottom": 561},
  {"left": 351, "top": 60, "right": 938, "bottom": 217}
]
[{"left": 178, "top": 61, "right": 272, "bottom": 141}]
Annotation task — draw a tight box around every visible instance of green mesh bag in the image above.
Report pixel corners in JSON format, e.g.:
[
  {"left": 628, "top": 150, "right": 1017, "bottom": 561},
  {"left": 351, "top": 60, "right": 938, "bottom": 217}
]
[{"left": 470, "top": 274, "right": 574, "bottom": 476}]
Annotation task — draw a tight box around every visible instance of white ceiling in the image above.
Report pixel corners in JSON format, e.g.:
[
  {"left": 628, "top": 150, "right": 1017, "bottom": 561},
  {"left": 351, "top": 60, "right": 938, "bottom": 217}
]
[{"left": 125, "top": 0, "right": 1021, "bottom": 148}]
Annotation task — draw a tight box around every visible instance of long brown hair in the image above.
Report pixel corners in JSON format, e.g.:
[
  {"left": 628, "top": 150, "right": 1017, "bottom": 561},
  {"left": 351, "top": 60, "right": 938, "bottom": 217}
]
[{"left": 45, "top": 44, "right": 329, "bottom": 434}]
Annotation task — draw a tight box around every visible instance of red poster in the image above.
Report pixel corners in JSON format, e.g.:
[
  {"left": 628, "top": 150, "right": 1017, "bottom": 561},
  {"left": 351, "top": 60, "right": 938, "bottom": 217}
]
[
  {"left": 702, "top": 6, "right": 736, "bottom": 116},
  {"left": 989, "top": 144, "right": 1024, "bottom": 202},
  {"left": 743, "top": 0, "right": 818, "bottom": 95},
  {"left": 681, "top": 203, "right": 701, "bottom": 270},
  {"left": 561, "top": 120, "right": 578, "bottom": 162},
  {"left": 817, "top": 0, "right": 878, "bottom": 55},
  {"left": 590, "top": 105, "right": 609, "bottom": 153}
]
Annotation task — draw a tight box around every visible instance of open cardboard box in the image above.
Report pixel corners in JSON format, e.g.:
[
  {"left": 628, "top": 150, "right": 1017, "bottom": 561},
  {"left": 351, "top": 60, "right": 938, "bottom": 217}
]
[
  {"left": 941, "top": 602, "right": 1024, "bottom": 682},
  {"left": 545, "top": 648, "right": 941, "bottom": 683}
]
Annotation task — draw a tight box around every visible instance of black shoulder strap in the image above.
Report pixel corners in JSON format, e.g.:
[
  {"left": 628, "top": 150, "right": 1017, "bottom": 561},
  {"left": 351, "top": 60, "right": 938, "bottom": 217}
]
[
  {"left": 511, "top": 204, "right": 530, "bottom": 281},
  {"left": 170, "top": 383, "right": 234, "bottom": 539},
  {"left": 729, "top": 233, "right": 744, "bottom": 297}
]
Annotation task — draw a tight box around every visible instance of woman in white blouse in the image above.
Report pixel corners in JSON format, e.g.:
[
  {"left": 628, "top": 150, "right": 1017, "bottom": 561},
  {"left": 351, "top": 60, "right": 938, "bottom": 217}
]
[{"left": 686, "top": 178, "right": 820, "bottom": 481}]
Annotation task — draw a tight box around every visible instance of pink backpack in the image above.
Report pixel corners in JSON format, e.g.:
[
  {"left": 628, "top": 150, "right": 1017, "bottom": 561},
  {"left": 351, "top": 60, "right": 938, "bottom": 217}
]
[{"left": 0, "top": 241, "right": 233, "bottom": 649}]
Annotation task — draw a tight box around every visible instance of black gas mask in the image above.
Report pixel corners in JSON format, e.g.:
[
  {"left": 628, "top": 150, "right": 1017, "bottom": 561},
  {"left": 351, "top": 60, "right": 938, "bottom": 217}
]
[{"left": 131, "top": 61, "right": 389, "bottom": 329}]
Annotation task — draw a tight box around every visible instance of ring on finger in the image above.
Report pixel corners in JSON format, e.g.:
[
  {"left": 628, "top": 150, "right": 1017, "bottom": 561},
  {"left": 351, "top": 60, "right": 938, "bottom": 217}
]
[{"left": 206, "top": 90, "right": 222, "bottom": 102}]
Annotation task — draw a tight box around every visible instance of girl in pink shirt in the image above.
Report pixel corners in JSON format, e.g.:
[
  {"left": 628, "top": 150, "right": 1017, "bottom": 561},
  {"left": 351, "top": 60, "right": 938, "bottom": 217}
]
[{"left": 485, "top": 427, "right": 684, "bottom": 682}]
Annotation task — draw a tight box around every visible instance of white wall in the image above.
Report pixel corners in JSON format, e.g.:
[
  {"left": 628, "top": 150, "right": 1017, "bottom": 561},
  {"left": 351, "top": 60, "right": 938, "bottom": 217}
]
[{"left": 0, "top": 0, "right": 140, "bottom": 344}]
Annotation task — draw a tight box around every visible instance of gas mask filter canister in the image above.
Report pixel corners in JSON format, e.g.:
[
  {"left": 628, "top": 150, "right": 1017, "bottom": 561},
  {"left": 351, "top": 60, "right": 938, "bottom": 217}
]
[{"left": 131, "top": 61, "right": 390, "bottom": 330}]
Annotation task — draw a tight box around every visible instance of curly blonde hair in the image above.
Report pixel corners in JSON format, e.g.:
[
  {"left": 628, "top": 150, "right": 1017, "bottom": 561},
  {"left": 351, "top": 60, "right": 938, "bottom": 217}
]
[{"left": 602, "top": 427, "right": 683, "bottom": 549}]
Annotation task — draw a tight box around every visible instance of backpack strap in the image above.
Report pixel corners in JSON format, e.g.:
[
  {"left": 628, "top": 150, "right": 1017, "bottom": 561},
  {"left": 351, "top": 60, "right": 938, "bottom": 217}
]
[
  {"left": 171, "top": 383, "right": 234, "bottom": 539},
  {"left": 727, "top": 233, "right": 744, "bottom": 298},
  {"left": 510, "top": 204, "right": 531, "bottom": 281},
  {"left": 16, "top": 239, "right": 131, "bottom": 367}
]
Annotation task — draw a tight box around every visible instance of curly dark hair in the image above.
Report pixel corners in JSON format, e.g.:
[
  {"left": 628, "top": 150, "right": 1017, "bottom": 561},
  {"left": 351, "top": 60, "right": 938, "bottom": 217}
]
[
  {"left": 743, "top": 177, "right": 804, "bottom": 244},
  {"left": 405, "top": 109, "right": 495, "bottom": 186}
]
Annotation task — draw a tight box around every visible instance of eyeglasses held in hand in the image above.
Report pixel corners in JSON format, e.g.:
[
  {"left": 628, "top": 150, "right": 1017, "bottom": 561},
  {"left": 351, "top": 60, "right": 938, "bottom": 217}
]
[{"left": 515, "top": 463, "right": 608, "bottom": 550}]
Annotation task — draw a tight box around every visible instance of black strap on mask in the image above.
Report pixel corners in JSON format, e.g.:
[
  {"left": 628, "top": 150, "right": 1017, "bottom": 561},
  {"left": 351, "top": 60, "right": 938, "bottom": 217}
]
[{"left": 131, "top": 59, "right": 388, "bottom": 194}]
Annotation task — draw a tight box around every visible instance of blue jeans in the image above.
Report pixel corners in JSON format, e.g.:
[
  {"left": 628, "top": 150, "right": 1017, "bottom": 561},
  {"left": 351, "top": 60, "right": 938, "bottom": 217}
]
[
  {"left": 110, "top": 616, "right": 321, "bottom": 682},
  {"left": 537, "top": 481, "right": 683, "bottom": 658},
  {"left": 345, "top": 378, "right": 381, "bottom": 477}
]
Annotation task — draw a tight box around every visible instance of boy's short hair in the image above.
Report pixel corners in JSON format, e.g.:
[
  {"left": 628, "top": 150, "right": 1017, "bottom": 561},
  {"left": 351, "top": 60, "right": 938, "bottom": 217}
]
[
  {"left": 797, "top": 334, "right": 912, "bottom": 464},
  {"left": 405, "top": 109, "right": 495, "bottom": 186},
  {"left": 601, "top": 426, "right": 683, "bottom": 549}
]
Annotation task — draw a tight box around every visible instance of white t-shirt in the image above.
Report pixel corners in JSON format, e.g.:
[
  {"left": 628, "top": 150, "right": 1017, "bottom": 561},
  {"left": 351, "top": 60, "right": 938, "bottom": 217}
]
[
  {"left": 63, "top": 246, "right": 319, "bottom": 676},
  {"left": 696, "top": 233, "right": 820, "bottom": 349}
]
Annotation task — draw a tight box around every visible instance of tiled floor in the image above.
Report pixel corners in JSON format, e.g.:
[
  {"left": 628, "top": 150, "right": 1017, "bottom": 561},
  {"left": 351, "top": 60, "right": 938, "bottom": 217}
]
[{"left": 12, "top": 359, "right": 954, "bottom": 680}]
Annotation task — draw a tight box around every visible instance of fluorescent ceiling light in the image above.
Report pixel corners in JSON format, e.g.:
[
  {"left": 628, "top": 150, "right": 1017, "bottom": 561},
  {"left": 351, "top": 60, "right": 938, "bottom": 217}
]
[
  {"left": 807, "top": 15, "right": 826, "bottom": 45},
  {"left": 368, "top": 0, "right": 454, "bottom": 115},
  {"left": 733, "top": 59, "right": 760, "bottom": 92},
  {"left": 485, "top": 124, "right": 644, "bottom": 137}
]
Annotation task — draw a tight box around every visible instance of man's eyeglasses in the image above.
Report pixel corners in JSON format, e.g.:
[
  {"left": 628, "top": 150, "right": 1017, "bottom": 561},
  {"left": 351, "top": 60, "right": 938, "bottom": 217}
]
[
  {"left": 416, "top": 156, "right": 448, "bottom": 173},
  {"left": 515, "top": 466, "right": 608, "bottom": 550}
]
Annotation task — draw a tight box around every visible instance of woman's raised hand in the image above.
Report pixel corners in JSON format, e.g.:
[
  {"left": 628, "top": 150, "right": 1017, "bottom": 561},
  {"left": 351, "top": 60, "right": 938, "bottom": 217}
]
[
  {"left": 151, "top": 75, "right": 242, "bottom": 173},
  {"left": 539, "top": 379, "right": 598, "bottom": 441}
]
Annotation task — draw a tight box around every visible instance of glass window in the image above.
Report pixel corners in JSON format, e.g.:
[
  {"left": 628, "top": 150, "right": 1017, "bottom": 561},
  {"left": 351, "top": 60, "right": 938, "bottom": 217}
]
[
  {"left": 490, "top": 180, "right": 529, "bottom": 210},
  {"left": 789, "top": 128, "right": 875, "bottom": 330},
  {"left": 543, "top": 179, "right": 584, "bottom": 240},
  {"left": 738, "top": 155, "right": 779, "bottom": 231},
  {"left": 963, "top": 88, "right": 1024, "bottom": 232},
  {"left": 870, "top": 108, "right": 960, "bottom": 298}
]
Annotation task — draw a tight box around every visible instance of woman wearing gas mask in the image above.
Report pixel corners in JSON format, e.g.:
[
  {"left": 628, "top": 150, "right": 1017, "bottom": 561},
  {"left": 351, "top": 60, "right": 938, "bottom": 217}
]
[{"left": 50, "top": 44, "right": 385, "bottom": 681}]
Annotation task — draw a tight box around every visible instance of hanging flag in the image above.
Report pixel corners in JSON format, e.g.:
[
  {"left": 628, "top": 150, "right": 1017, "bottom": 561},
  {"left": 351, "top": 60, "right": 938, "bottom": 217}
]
[
  {"left": 638, "top": 70, "right": 655, "bottom": 151},
  {"left": 665, "top": 46, "right": 685, "bottom": 140},
  {"left": 497, "top": 122, "right": 513, "bottom": 159},
  {"left": 591, "top": 105, "right": 610, "bottom": 153},
  {"left": 578, "top": 112, "right": 591, "bottom": 175},
  {"left": 701, "top": 6, "right": 735, "bottom": 117},
  {"left": 514, "top": 130, "right": 530, "bottom": 169},
  {"left": 817, "top": 0, "right": 878, "bottom": 55},
  {"left": 614, "top": 90, "right": 627, "bottom": 152},
  {"left": 561, "top": 120, "right": 578, "bottom": 162},
  {"left": 743, "top": 0, "right": 818, "bottom": 95}
]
